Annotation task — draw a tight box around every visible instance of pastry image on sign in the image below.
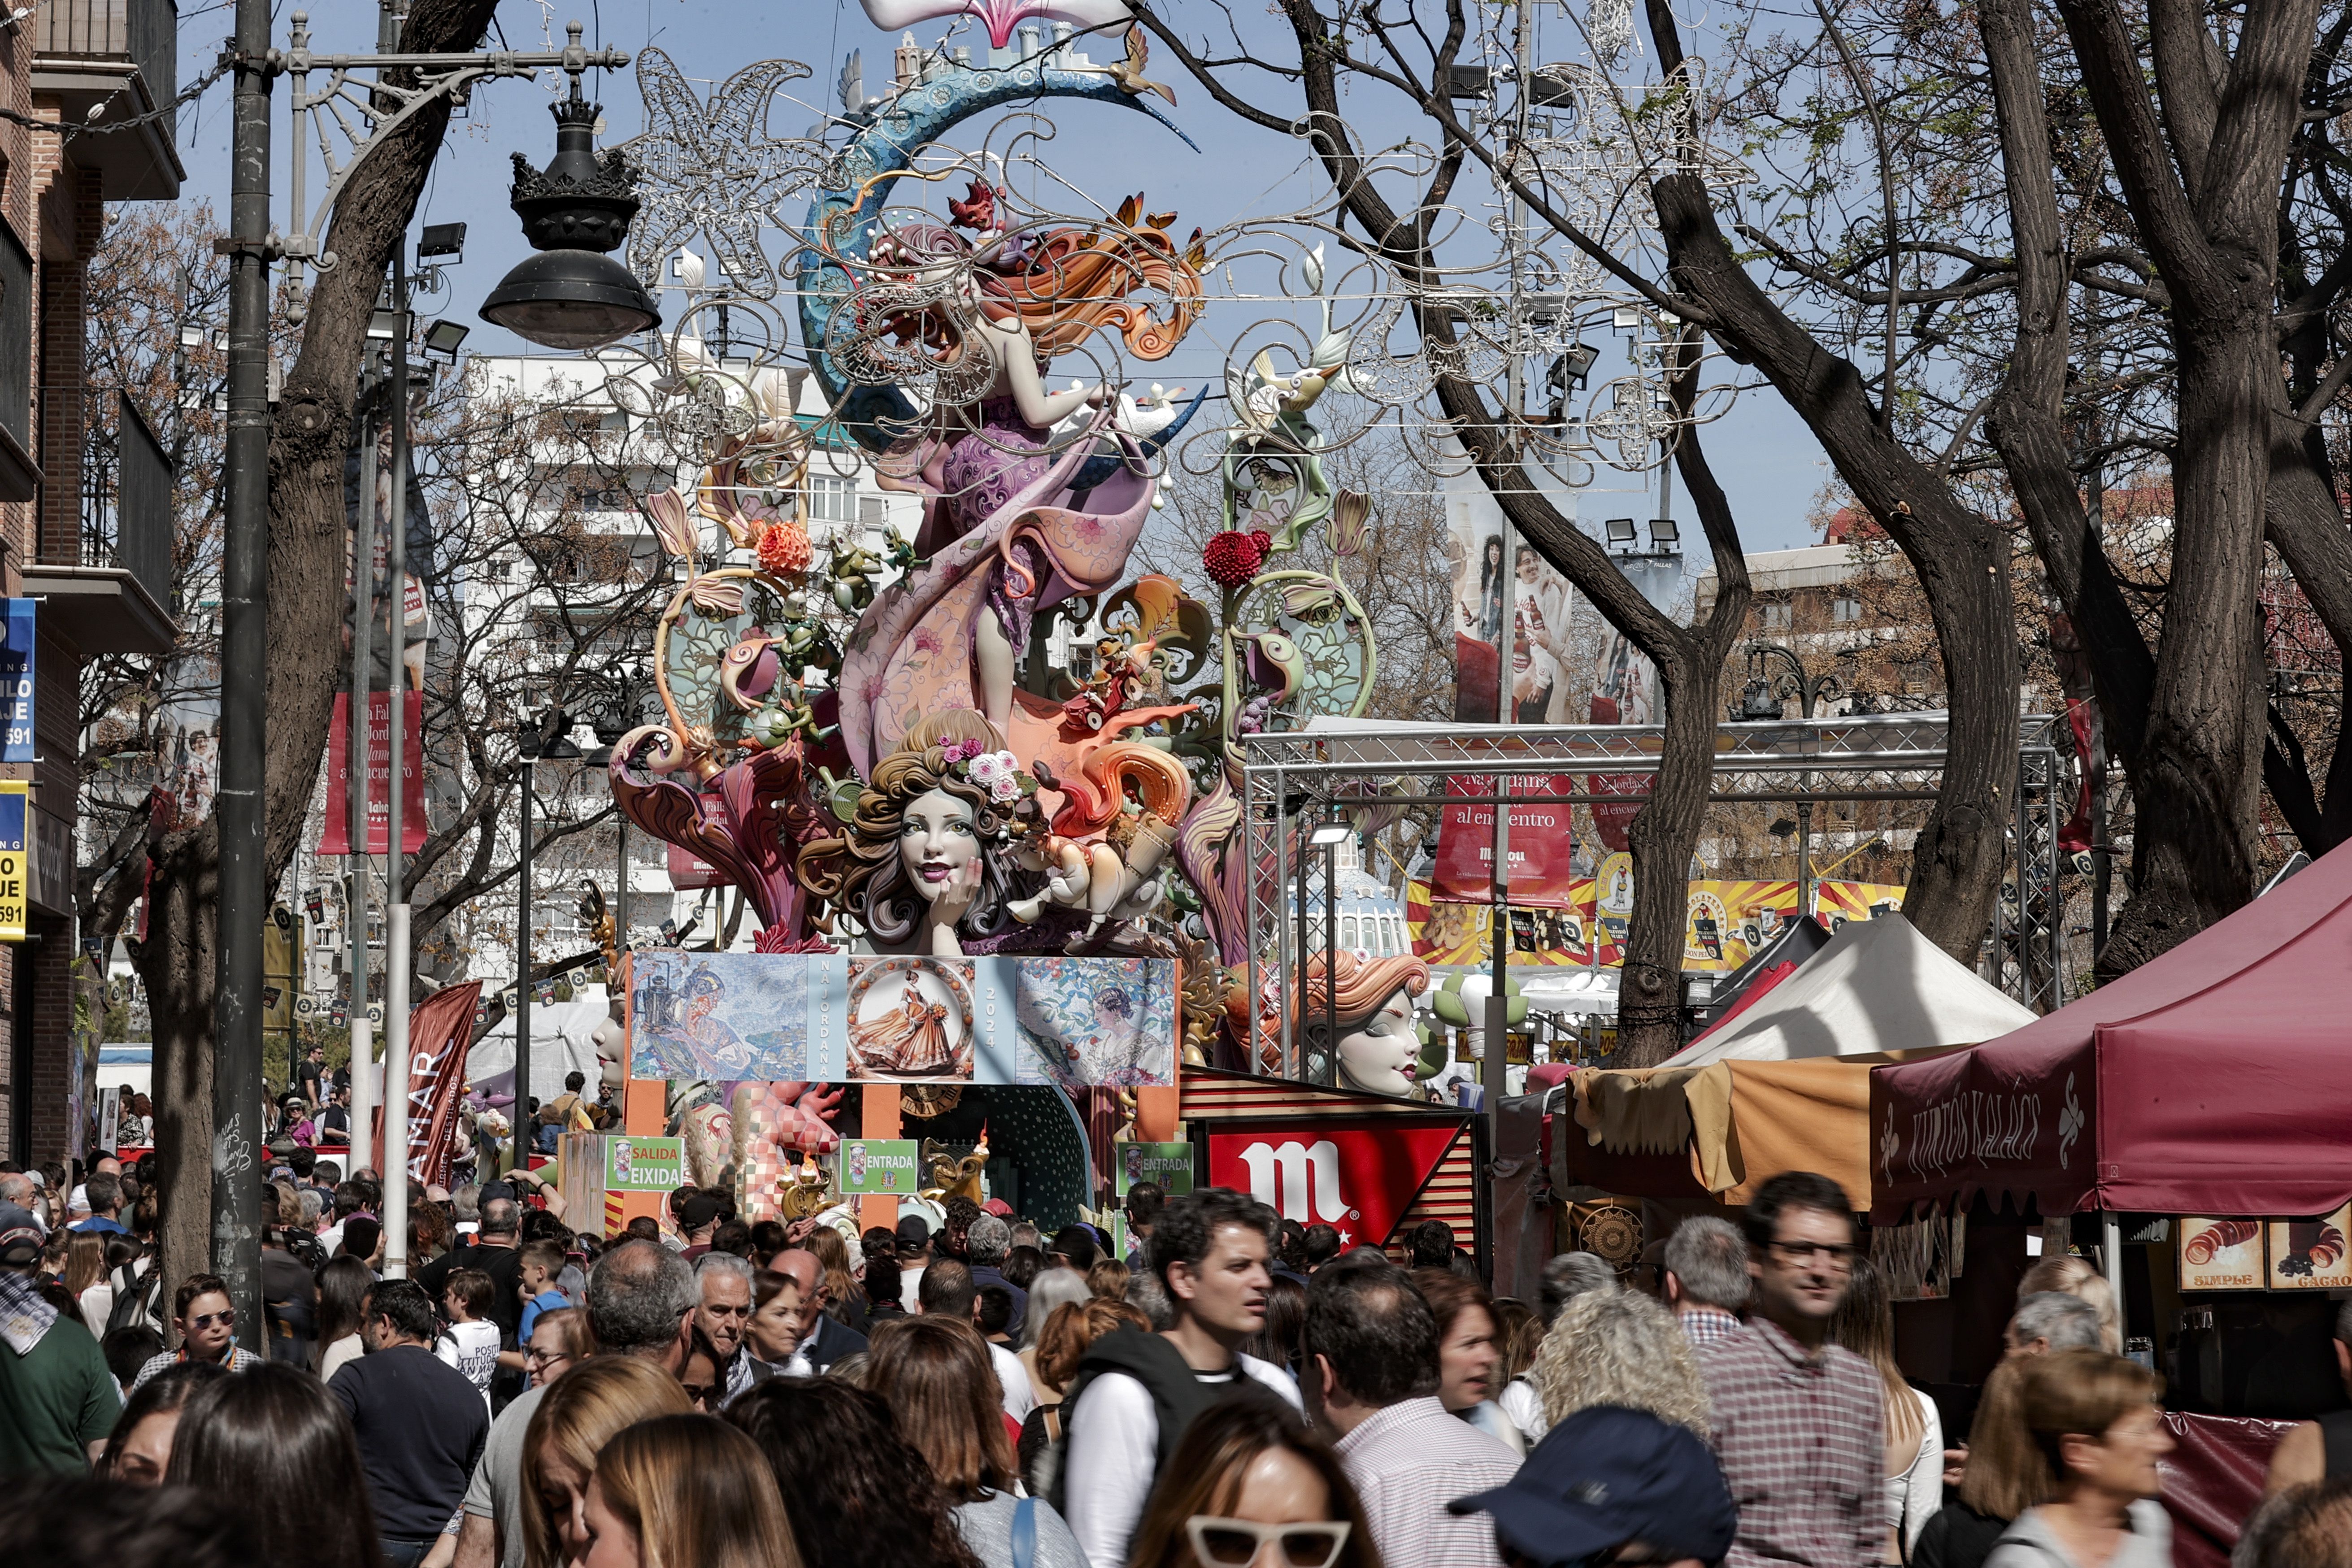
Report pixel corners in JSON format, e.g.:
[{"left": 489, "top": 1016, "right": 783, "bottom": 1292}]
[
  {"left": 2179, "top": 1218, "right": 2264, "bottom": 1290},
  {"left": 2268, "top": 1204, "right": 2352, "bottom": 1290}
]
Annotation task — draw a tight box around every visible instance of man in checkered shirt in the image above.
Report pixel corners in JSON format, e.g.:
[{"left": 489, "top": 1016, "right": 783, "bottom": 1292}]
[{"left": 1691, "top": 1171, "right": 1885, "bottom": 1568}]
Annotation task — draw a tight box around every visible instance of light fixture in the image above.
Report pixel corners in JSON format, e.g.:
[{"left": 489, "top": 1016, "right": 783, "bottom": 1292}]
[
  {"left": 1604, "top": 517, "right": 1639, "bottom": 546},
  {"left": 1739, "top": 679, "right": 1783, "bottom": 721},
  {"left": 1309, "top": 822, "right": 1352, "bottom": 847},
  {"left": 367, "top": 308, "right": 402, "bottom": 340},
  {"left": 1445, "top": 64, "right": 1493, "bottom": 100},
  {"left": 1768, "top": 816, "right": 1797, "bottom": 838},
  {"left": 1553, "top": 341, "right": 1599, "bottom": 389},
  {"left": 482, "top": 76, "right": 661, "bottom": 351},
  {"left": 418, "top": 222, "right": 468, "bottom": 261},
  {"left": 178, "top": 323, "right": 206, "bottom": 349},
  {"left": 422, "top": 319, "right": 472, "bottom": 364},
  {"left": 1649, "top": 517, "right": 1680, "bottom": 547}
]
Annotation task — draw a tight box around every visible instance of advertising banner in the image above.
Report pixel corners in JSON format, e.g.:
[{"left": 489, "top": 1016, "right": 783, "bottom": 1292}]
[
  {"left": 396, "top": 981, "right": 483, "bottom": 1188},
  {"left": 0, "top": 781, "right": 26, "bottom": 943},
  {"left": 1206, "top": 1117, "right": 1461, "bottom": 1251},
  {"left": 1445, "top": 440, "right": 1577, "bottom": 724},
  {"left": 838, "top": 1138, "right": 921, "bottom": 1196},
  {"left": 1427, "top": 773, "right": 1582, "bottom": 908},
  {"left": 628, "top": 952, "right": 1178, "bottom": 1088},
  {"left": 1408, "top": 874, "right": 1857, "bottom": 974},
  {"left": 2178, "top": 1220, "right": 2265, "bottom": 1292},
  {"left": 1587, "top": 552, "right": 1683, "bottom": 850},
  {"left": 0, "top": 598, "right": 32, "bottom": 764},
  {"left": 319, "top": 692, "right": 430, "bottom": 854},
  {"left": 2267, "top": 1205, "right": 2352, "bottom": 1290},
  {"left": 601, "top": 1134, "right": 687, "bottom": 1193},
  {"left": 1407, "top": 878, "right": 1595, "bottom": 966}
]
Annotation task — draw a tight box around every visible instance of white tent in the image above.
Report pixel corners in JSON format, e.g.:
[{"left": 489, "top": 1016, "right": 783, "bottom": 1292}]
[{"left": 1660, "top": 912, "right": 2034, "bottom": 1068}]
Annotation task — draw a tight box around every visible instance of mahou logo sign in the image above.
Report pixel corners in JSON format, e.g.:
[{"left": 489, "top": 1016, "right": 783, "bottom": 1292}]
[{"left": 1207, "top": 1119, "right": 1460, "bottom": 1252}]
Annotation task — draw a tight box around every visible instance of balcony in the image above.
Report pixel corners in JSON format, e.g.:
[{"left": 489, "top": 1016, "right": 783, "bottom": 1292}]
[{"left": 33, "top": 0, "right": 184, "bottom": 201}]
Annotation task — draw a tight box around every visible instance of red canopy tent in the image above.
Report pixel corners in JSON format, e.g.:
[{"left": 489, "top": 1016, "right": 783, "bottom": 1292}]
[{"left": 1872, "top": 840, "right": 2352, "bottom": 1221}]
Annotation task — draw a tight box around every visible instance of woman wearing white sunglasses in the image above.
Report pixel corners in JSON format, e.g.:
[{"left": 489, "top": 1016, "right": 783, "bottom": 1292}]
[{"left": 1128, "top": 1394, "right": 1381, "bottom": 1568}]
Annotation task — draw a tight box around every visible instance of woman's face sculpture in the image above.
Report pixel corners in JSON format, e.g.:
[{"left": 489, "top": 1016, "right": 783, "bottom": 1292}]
[
  {"left": 900, "top": 788, "right": 982, "bottom": 904},
  {"left": 1335, "top": 986, "right": 1419, "bottom": 1098}
]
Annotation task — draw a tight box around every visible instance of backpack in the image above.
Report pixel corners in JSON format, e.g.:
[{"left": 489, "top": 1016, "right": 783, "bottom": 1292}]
[
  {"left": 1042, "top": 1326, "right": 1269, "bottom": 1516},
  {"left": 107, "top": 1260, "right": 165, "bottom": 1337}
]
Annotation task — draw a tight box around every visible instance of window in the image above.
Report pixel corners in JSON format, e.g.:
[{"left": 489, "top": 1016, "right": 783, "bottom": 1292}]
[
  {"left": 1759, "top": 598, "right": 1792, "bottom": 630},
  {"left": 1832, "top": 593, "right": 1862, "bottom": 623},
  {"left": 808, "top": 474, "right": 857, "bottom": 524}
]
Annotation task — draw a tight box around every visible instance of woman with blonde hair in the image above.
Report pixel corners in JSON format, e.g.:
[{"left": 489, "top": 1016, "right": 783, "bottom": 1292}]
[
  {"left": 1914, "top": 1358, "right": 2040, "bottom": 1568},
  {"left": 867, "top": 1316, "right": 1087, "bottom": 1568},
  {"left": 1983, "top": 1351, "right": 2171, "bottom": 1568},
  {"left": 1018, "top": 1295, "right": 1149, "bottom": 1497},
  {"left": 2017, "top": 1255, "right": 2121, "bottom": 1354},
  {"left": 520, "top": 1355, "right": 691, "bottom": 1568},
  {"left": 1831, "top": 1252, "right": 1943, "bottom": 1561},
  {"left": 804, "top": 1225, "right": 868, "bottom": 1333},
  {"left": 1528, "top": 1282, "right": 1710, "bottom": 1438},
  {"left": 582, "top": 1412, "right": 801, "bottom": 1568}
]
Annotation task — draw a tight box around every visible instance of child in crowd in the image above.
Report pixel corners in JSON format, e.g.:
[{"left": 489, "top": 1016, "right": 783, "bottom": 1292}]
[
  {"left": 515, "top": 1240, "right": 570, "bottom": 1346},
  {"left": 435, "top": 1268, "right": 501, "bottom": 1403}
]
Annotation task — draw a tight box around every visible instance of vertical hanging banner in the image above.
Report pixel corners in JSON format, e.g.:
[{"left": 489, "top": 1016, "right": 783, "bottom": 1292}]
[
  {"left": 397, "top": 981, "right": 483, "bottom": 1186},
  {"left": 318, "top": 691, "right": 430, "bottom": 853},
  {"left": 0, "top": 780, "right": 26, "bottom": 942},
  {"left": 1587, "top": 553, "right": 1684, "bottom": 850},
  {"left": 0, "top": 598, "right": 31, "bottom": 764},
  {"left": 1428, "top": 772, "right": 1582, "bottom": 908}
]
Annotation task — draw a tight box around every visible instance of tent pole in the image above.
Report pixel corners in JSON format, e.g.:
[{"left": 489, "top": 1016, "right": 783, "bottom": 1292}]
[{"left": 2101, "top": 1212, "right": 2125, "bottom": 1309}]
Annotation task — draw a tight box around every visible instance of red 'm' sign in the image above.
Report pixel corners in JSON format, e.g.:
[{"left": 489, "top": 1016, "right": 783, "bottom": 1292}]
[{"left": 1205, "top": 1118, "right": 1459, "bottom": 1252}]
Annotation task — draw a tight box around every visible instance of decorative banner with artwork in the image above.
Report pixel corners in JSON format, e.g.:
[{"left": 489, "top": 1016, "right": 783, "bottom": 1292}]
[
  {"left": 1587, "top": 552, "right": 1684, "bottom": 850},
  {"left": 1869, "top": 1206, "right": 1965, "bottom": 1301},
  {"left": 319, "top": 692, "right": 430, "bottom": 855},
  {"left": 1428, "top": 774, "right": 1582, "bottom": 909},
  {"left": 628, "top": 953, "right": 1178, "bottom": 1088},
  {"left": 394, "top": 982, "right": 483, "bottom": 1188},
  {"left": 1409, "top": 874, "right": 1904, "bottom": 974},
  {"left": 2178, "top": 1219, "right": 2265, "bottom": 1291}
]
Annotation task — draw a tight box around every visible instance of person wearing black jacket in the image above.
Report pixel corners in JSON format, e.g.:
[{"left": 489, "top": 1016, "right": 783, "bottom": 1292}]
[{"left": 328, "top": 1280, "right": 489, "bottom": 1568}]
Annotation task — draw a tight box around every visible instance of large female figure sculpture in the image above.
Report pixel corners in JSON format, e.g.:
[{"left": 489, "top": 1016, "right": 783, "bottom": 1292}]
[
  {"left": 1293, "top": 951, "right": 1434, "bottom": 1099},
  {"left": 830, "top": 185, "right": 1203, "bottom": 775}
]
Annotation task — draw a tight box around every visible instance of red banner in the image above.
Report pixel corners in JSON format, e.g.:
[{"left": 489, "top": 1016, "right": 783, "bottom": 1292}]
[
  {"left": 384, "top": 982, "right": 483, "bottom": 1188},
  {"left": 666, "top": 841, "right": 730, "bottom": 890},
  {"left": 1206, "top": 1118, "right": 1460, "bottom": 1252},
  {"left": 320, "top": 691, "right": 429, "bottom": 855},
  {"left": 1428, "top": 773, "right": 1580, "bottom": 908}
]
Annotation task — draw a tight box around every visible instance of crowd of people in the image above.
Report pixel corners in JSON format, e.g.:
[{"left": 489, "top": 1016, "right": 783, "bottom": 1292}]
[{"left": 4, "top": 1152, "right": 2351, "bottom": 1568}]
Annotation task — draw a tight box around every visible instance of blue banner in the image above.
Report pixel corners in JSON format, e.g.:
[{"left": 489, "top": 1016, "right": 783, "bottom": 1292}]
[{"left": 0, "top": 599, "right": 30, "bottom": 764}]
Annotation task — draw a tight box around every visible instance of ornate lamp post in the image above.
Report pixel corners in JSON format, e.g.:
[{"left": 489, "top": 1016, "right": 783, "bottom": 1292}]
[{"left": 1737, "top": 641, "right": 1842, "bottom": 920}]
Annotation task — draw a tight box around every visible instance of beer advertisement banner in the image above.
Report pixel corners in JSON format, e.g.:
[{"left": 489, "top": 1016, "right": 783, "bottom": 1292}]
[
  {"left": 1426, "top": 773, "right": 1582, "bottom": 909},
  {"left": 1443, "top": 438, "right": 1578, "bottom": 724},
  {"left": 319, "top": 692, "right": 431, "bottom": 854},
  {"left": 1206, "top": 1117, "right": 1461, "bottom": 1251},
  {"left": 398, "top": 981, "right": 483, "bottom": 1188},
  {"left": 1586, "top": 552, "right": 1684, "bottom": 850},
  {"left": 1408, "top": 875, "right": 1899, "bottom": 973},
  {"left": 1408, "top": 878, "right": 1597, "bottom": 967},
  {"left": 628, "top": 952, "right": 1178, "bottom": 1088}
]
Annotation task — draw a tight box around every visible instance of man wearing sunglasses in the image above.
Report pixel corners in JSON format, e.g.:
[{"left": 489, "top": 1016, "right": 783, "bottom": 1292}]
[
  {"left": 128, "top": 1273, "right": 263, "bottom": 1392},
  {"left": 1449, "top": 1404, "right": 1739, "bottom": 1568},
  {"left": 1691, "top": 1170, "right": 1883, "bottom": 1568}
]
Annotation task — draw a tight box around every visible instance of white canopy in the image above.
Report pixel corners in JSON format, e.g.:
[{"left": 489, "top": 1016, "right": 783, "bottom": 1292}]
[{"left": 1660, "top": 912, "right": 2035, "bottom": 1068}]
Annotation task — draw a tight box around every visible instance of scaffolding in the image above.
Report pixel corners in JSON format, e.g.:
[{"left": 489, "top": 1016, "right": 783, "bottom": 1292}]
[{"left": 1240, "top": 713, "right": 2067, "bottom": 1080}]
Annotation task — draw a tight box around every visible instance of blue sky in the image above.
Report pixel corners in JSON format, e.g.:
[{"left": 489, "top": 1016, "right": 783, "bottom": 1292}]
[{"left": 168, "top": 0, "right": 1832, "bottom": 551}]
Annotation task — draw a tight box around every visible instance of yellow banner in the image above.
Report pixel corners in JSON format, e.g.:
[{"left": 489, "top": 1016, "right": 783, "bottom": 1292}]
[
  {"left": 0, "top": 780, "right": 27, "bottom": 943},
  {"left": 1407, "top": 873, "right": 1907, "bottom": 973}
]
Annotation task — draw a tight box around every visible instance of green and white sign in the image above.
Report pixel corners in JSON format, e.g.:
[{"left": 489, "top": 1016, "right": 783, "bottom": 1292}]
[
  {"left": 601, "top": 1135, "right": 684, "bottom": 1193},
  {"left": 1115, "top": 1141, "right": 1195, "bottom": 1198},
  {"left": 839, "top": 1139, "right": 921, "bottom": 1196}
]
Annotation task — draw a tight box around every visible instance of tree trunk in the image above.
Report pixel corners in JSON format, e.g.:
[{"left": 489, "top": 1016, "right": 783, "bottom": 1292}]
[
  {"left": 2055, "top": 0, "right": 2315, "bottom": 978},
  {"left": 148, "top": 0, "right": 504, "bottom": 1293}
]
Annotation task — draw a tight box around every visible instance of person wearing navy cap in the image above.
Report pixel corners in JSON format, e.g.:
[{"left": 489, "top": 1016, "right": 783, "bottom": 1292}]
[{"left": 1448, "top": 1405, "right": 1739, "bottom": 1568}]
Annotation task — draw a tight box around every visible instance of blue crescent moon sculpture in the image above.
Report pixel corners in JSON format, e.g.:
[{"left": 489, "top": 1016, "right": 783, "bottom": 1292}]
[{"left": 799, "top": 59, "right": 1206, "bottom": 468}]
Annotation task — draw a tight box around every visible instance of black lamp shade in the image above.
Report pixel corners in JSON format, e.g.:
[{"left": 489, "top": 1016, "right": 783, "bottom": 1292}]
[{"left": 482, "top": 250, "right": 660, "bottom": 351}]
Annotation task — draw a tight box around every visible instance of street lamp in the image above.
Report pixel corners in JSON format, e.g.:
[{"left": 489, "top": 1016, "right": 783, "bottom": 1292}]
[
  {"left": 1743, "top": 641, "right": 1842, "bottom": 920},
  {"left": 512, "top": 708, "right": 581, "bottom": 1171},
  {"left": 482, "top": 75, "right": 662, "bottom": 350}
]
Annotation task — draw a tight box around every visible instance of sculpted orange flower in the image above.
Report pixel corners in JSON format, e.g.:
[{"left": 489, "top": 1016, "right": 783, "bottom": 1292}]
[{"left": 756, "top": 518, "right": 813, "bottom": 576}]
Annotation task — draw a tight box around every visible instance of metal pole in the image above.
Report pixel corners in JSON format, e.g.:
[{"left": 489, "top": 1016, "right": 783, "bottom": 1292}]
[
  {"left": 2100, "top": 1212, "right": 2125, "bottom": 1311},
  {"left": 512, "top": 754, "right": 533, "bottom": 1173},
  {"left": 347, "top": 373, "right": 378, "bottom": 1168},
  {"left": 1323, "top": 832, "right": 1337, "bottom": 1082},
  {"left": 382, "top": 242, "right": 412, "bottom": 1274},
  {"left": 614, "top": 817, "right": 629, "bottom": 954},
  {"left": 211, "top": 0, "right": 274, "bottom": 1345}
]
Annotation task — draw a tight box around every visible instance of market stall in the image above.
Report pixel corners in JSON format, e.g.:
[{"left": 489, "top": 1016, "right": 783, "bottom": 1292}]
[
  {"left": 1552, "top": 913, "right": 2030, "bottom": 1207},
  {"left": 1870, "top": 843, "right": 2352, "bottom": 1567}
]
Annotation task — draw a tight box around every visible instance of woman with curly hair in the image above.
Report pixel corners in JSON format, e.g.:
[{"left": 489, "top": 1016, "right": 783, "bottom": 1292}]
[
  {"left": 799, "top": 712, "right": 1029, "bottom": 956},
  {"left": 727, "top": 1377, "right": 986, "bottom": 1568},
  {"left": 1293, "top": 950, "right": 1433, "bottom": 1098},
  {"left": 1528, "top": 1281, "right": 1711, "bottom": 1439}
]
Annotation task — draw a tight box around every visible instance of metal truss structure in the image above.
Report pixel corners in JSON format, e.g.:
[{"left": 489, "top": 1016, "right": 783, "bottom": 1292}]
[{"left": 1239, "top": 714, "right": 2067, "bottom": 1078}]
